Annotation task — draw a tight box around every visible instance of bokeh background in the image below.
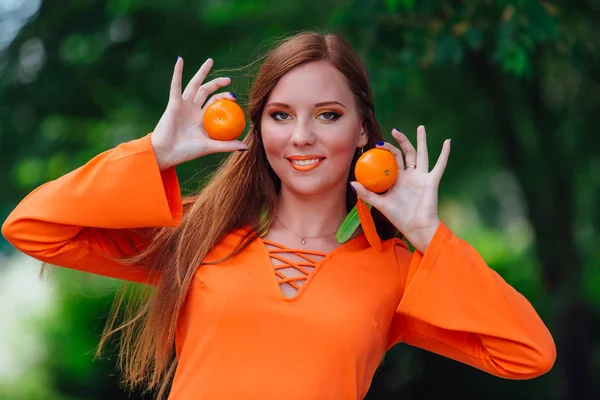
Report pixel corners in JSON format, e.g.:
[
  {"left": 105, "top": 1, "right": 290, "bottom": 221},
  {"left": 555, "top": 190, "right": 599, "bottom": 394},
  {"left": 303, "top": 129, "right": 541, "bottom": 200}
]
[{"left": 1, "top": 0, "right": 599, "bottom": 399}]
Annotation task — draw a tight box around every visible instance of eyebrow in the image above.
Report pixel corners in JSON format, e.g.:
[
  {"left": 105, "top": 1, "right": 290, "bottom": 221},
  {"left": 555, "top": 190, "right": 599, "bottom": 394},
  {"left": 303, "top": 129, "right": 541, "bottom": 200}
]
[{"left": 266, "top": 101, "right": 347, "bottom": 109}]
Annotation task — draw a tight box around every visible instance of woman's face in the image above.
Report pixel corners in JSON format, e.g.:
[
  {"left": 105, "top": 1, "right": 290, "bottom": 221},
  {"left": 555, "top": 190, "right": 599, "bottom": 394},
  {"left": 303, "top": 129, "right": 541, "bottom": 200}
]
[{"left": 261, "top": 60, "right": 368, "bottom": 197}]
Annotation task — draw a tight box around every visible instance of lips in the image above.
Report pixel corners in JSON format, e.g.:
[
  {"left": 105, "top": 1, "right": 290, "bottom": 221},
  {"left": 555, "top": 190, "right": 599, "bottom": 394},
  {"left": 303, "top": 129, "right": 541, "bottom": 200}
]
[{"left": 287, "top": 155, "right": 326, "bottom": 172}]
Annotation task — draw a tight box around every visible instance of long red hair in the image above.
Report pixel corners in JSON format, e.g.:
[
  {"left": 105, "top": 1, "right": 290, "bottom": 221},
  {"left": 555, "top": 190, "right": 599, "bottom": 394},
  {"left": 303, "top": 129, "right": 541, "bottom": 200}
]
[{"left": 96, "top": 30, "right": 400, "bottom": 398}]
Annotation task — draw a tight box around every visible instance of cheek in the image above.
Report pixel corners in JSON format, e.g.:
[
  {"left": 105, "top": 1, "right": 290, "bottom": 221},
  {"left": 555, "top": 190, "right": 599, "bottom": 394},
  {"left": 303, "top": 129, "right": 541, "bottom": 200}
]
[
  {"left": 327, "top": 134, "right": 359, "bottom": 154},
  {"left": 260, "top": 118, "right": 288, "bottom": 157},
  {"left": 325, "top": 119, "right": 363, "bottom": 157},
  {"left": 328, "top": 140, "right": 359, "bottom": 179}
]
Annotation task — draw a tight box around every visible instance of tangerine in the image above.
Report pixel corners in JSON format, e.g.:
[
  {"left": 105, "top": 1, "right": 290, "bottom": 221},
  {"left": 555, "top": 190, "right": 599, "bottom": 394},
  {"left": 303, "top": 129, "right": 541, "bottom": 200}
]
[
  {"left": 203, "top": 99, "right": 246, "bottom": 141},
  {"left": 354, "top": 148, "right": 398, "bottom": 193}
]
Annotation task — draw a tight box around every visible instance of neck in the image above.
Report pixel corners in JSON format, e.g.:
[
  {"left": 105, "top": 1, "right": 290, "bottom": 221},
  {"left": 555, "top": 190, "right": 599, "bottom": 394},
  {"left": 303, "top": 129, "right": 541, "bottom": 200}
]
[{"left": 275, "top": 185, "right": 348, "bottom": 238}]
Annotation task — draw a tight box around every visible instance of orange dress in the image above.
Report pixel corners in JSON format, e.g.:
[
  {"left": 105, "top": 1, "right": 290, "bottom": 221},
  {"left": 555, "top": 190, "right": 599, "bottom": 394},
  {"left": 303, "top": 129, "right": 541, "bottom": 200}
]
[{"left": 1, "top": 134, "right": 556, "bottom": 400}]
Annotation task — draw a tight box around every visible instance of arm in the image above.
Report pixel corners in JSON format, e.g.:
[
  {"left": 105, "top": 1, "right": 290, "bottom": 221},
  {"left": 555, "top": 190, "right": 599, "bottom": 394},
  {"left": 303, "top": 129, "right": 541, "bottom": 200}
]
[
  {"left": 386, "top": 222, "right": 556, "bottom": 379},
  {"left": 1, "top": 133, "right": 183, "bottom": 284}
]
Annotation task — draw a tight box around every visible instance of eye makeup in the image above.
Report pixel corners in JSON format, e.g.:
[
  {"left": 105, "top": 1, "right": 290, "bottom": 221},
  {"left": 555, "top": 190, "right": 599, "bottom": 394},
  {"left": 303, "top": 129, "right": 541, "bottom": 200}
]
[
  {"left": 315, "top": 110, "right": 343, "bottom": 122},
  {"left": 266, "top": 108, "right": 344, "bottom": 123}
]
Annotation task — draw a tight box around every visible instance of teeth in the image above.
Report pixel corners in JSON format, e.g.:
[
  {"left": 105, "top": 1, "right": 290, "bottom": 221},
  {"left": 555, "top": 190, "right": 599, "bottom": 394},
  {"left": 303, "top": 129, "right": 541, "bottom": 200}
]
[{"left": 290, "top": 159, "right": 322, "bottom": 166}]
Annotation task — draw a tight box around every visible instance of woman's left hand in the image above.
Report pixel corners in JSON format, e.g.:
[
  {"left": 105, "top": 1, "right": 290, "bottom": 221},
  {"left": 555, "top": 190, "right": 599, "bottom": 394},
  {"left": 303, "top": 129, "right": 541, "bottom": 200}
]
[{"left": 350, "top": 126, "right": 451, "bottom": 253}]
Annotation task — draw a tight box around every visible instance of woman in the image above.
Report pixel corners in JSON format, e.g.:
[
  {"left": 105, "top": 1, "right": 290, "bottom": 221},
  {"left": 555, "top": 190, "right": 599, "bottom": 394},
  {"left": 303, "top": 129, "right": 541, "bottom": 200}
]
[{"left": 1, "top": 31, "right": 555, "bottom": 399}]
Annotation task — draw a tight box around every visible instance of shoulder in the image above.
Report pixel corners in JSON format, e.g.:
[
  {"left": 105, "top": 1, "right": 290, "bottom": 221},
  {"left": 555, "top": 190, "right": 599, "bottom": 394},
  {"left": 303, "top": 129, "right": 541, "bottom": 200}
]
[
  {"left": 202, "top": 227, "right": 260, "bottom": 263},
  {"left": 335, "top": 236, "right": 408, "bottom": 274}
]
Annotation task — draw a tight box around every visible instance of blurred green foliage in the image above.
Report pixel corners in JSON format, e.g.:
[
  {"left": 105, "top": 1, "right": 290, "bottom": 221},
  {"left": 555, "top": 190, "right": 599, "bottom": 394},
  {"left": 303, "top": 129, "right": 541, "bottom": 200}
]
[{"left": 1, "top": 0, "right": 599, "bottom": 399}]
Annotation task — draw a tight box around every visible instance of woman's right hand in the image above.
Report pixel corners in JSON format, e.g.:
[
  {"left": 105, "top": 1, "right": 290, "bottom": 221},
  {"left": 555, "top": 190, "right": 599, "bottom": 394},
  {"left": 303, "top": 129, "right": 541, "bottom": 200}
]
[{"left": 151, "top": 57, "right": 249, "bottom": 171}]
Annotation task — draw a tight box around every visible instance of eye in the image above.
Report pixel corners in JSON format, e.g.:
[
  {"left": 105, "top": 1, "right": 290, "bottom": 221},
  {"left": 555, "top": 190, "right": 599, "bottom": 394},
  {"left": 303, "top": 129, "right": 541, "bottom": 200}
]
[
  {"left": 270, "top": 111, "right": 292, "bottom": 121},
  {"left": 317, "top": 111, "right": 342, "bottom": 121}
]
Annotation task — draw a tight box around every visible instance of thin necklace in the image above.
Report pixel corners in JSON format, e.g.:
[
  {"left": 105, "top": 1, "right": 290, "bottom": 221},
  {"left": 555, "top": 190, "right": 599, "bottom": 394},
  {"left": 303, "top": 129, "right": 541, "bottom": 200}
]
[{"left": 274, "top": 215, "right": 338, "bottom": 244}]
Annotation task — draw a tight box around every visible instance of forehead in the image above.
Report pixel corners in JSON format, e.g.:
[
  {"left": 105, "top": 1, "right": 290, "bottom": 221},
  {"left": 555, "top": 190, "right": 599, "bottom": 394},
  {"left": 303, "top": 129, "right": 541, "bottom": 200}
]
[{"left": 267, "top": 60, "right": 354, "bottom": 104}]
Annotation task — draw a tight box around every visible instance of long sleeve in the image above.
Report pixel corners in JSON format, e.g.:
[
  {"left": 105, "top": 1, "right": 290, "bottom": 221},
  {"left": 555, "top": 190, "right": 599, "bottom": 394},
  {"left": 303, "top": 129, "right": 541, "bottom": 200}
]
[
  {"left": 1, "top": 133, "right": 183, "bottom": 284},
  {"left": 386, "top": 222, "right": 556, "bottom": 379}
]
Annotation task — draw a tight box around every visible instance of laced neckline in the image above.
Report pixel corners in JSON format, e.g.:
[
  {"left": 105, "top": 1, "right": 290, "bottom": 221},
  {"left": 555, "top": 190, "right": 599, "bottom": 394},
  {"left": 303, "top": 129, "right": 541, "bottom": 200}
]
[{"left": 261, "top": 239, "right": 326, "bottom": 298}]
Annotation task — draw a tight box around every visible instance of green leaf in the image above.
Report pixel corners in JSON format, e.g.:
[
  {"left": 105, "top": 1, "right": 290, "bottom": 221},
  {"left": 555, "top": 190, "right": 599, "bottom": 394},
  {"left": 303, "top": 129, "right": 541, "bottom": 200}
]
[
  {"left": 336, "top": 203, "right": 371, "bottom": 243},
  {"left": 385, "top": 0, "right": 414, "bottom": 13}
]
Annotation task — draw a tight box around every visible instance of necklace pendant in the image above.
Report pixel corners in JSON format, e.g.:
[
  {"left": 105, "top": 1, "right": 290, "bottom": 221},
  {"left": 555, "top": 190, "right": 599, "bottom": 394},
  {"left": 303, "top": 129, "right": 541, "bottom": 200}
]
[{"left": 301, "top": 237, "right": 306, "bottom": 244}]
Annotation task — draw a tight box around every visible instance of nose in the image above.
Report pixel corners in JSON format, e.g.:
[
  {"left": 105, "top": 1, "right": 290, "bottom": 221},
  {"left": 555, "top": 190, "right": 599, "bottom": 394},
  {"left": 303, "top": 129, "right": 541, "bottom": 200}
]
[{"left": 290, "top": 119, "right": 316, "bottom": 147}]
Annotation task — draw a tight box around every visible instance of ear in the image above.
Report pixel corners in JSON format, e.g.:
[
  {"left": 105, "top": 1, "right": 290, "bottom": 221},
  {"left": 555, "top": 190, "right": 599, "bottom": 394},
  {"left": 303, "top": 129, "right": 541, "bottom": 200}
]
[{"left": 358, "top": 124, "right": 369, "bottom": 148}]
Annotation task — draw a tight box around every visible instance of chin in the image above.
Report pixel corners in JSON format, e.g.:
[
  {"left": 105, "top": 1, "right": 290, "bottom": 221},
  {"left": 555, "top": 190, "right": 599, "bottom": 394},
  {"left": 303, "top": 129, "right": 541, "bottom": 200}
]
[{"left": 281, "top": 176, "right": 340, "bottom": 196}]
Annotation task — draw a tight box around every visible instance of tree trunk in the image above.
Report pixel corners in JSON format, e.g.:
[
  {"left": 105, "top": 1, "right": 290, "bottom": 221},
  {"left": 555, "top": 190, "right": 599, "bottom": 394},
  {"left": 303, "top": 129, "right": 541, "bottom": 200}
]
[{"left": 467, "top": 51, "right": 599, "bottom": 400}]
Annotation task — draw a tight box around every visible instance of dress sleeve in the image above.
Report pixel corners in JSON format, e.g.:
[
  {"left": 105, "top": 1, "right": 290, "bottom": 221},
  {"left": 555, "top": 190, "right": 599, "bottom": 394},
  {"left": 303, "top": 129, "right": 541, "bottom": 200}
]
[
  {"left": 1, "top": 133, "right": 183, "bottom": 284},
  {"left": 385, "top": 222, "right": 556, "bottom": 379}
]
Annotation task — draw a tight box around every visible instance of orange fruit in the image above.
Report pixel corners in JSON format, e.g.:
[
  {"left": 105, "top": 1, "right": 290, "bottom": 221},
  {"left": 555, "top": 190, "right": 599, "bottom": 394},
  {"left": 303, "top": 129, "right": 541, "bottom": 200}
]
[
  {"left": 203, "top": 99, "right": 246, "bottom": 141},
  {"left": 354, "top": 148, "right": 398, "bottom": 193}
]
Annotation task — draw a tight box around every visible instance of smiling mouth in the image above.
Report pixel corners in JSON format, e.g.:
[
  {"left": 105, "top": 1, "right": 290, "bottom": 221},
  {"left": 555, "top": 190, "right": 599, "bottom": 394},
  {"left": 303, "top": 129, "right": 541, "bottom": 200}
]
[{"left": 287, "top": 157, "right": 326, "bottom": 171}]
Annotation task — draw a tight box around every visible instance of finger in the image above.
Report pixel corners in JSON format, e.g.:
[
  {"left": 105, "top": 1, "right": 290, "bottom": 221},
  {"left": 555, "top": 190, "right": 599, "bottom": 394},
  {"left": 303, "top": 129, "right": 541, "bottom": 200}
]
[
  {"left": 430, "top": 139, "right": 452, "bottom": 186},
  {"left": 375, "top": 139, "right": 404, "bottom": 170},
  {"left": 202, "top": 91, "right": 237, "bottom": 109},
  {"left": 182, "top": 58, "right": 214, "bottom": 100},
  {"left": 204, "top": 139, "right": 249, "bottom": 155},
  {"left": 169, "top": 57, "right": 183, "bottom": 100},
  {"left": 194, "top": 77, "right": 232, "bottom": 105},
  {"left": 416, "top": 125, "right": 429, "bottom": 172},
  {"left": 350, "top": 181, "right": 382, "bottom": 209},
  {"left": 392, "top": 129, "right": 417, "bottom": 169}
]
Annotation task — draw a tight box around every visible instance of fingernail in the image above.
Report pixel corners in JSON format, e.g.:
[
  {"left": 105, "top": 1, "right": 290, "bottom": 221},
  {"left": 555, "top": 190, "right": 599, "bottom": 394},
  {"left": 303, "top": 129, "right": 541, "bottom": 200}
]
[
  {"left": 449, "top": 138, "right": 452, "bottom": 145},
  {"left": 350, "top": 183, "right": 357, "bottom": 192},
  {"left": 177, "top": 56, "right": 181, "bottom": 62},
  {"left": 393, "top": 128, "right": 399, "bottom": 132},
  {"left": 230, "top": 92, "right": 237, "bottom": 98},
  {"left": 377, "top": 141, "right": 384, "bottom": 146},
  {"left": 238, "top": 148, "right": 248, "bottom": 152}
]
